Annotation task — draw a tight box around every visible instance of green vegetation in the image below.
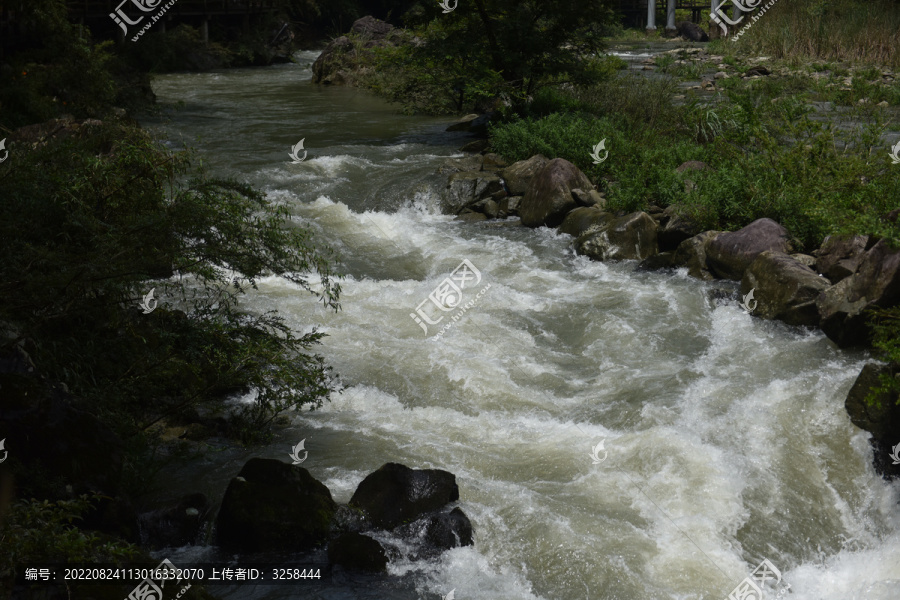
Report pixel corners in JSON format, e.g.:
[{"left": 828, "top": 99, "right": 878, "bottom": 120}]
[{"left": 368, "top": 0, "right": 620, "bottom": 114}]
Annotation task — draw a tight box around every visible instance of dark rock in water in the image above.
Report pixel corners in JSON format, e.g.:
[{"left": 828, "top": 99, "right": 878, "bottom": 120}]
[
  {"left": 519, "top": 158, "right": 592, "bottom": 228},
  {"left": 444, "top": 171, "right": 503, "bottom": 214},
  {"left": 575, "top": 211, "right": 658, "bottom": 261},
  {"left": 676, "top": 21, "right": 709, "bottom": 42},
  {"left": 658, "top": 205, "right": 702, "bottom": 252},
  {"left": 742, "top": 251, "right": 830, "bottom": 327},
  {"left": 0, "top": 373, "right": 124, "bottom": 495},
  {"left": 815, "top": 235, "right": 870, "bottom": 283},
  {"left": 311, "top": 36, "right": 353, "bottom": 85},
  {"left": 499, "top": 155, "right": 550, "bottom": 196},
  {"left": 481, "top": 153, "right": 509, "bottom": 172},
  {"left": 637, "top": 251, "right": 677, "bottom": 272},
  {"left": 673, "top": 231, "right": 720, "bottom": 280},
  {"left": 312, "top": 17, "right": 401, "bottom": 86},
  {"left": 349, "top": 463, "right": 459, "bottom": 530},
  {"left": 571, "top": 188, "right": 606, "bottom": 209},
  {"left": 818, "top": 239, "right": 900, "bottom": 347},
  {"left": 446, "top": 114, "right": 479, "bottom": 132},
  {"left": 845, "top": 363, "right": 900, "bottom": 480},
  {"left": 216, "top": 458, "right": 336, "bottom": 552},
  {"left": 328, "top": 532, "right": 388, "bottom": 572},
  {"left": 558, "top": 207, "right": 613, "bottom": 238},
  {"left": 706, "top": 218, "right": 791, "bottom": 280},
  {"left": 394, "top": 507, "right": 474, "bottom": 559},
  {"left": 139, "top": 493, "right": 209, "bottom": 549},
  {"left": 499, "top": 196, "right": 522, "bottom": 218}
]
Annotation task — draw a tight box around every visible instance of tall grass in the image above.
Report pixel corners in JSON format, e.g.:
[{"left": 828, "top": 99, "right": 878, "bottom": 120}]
[{"left": 730, "top": 0, "right": 900, "bottom": 69}]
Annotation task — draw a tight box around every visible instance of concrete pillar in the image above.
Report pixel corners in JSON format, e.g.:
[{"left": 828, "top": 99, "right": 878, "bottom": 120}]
[
  {"left": 666, "top": 0, "right": 677, "bottom": 31},
  {"left": 709, "top": 0, "right": 721, "bottom": 39},
  {"left": 200, "top": 17, "right": 208, "bottom": 44},
  {"left": 647, "top": 0, "right": 657, "bottom": 31}
]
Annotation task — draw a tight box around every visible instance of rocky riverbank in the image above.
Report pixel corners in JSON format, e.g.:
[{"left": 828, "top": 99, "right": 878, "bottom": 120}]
[{"left": 435, "top": 145, "right": 900, "bottom": 481}]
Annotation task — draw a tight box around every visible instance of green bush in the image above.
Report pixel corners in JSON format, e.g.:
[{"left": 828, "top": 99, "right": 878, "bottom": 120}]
[{"left": 0, "top": 121, "right": 342, "bottom": 442}]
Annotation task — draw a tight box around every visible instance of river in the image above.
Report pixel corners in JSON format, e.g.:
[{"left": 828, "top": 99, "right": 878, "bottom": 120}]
[{"left": 141, "top": 50, "right": 900, "bottom": 600}]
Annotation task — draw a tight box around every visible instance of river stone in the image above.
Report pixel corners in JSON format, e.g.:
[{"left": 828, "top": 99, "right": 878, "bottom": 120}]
[
  {"left": 444, "top": 171, "right": 503, "bottom": 214},
  {"left": 557, "top": 207, "right": 613, "bottom": 238},
  {"left": 311, "top": 36, "right": 353, "bottom": 85},
  {"left": 706, "top": 218, "right": 791, "bottom": 280},
  {"left": 349, "top": 463, "right": 460, "bottom": 530},
  {"left": 741, "top": 251, "right": 830, "bottom": 326},
  {"left": 138, "top": 493, "right": 208, "bottom": 550},
  {"left": 658, "top": 205, "right": 702, "bottom": 251},
  {"left": 350, "top": 15, "right": 394, "bottom": 38},
  {"left": 672, "top": 231, "right": 721, "bottom": 280},
  {"left": 481, "top": 153, "right": 508, "bottom": 171},
  {"left": 519, "top": 158, "right": 592, "bottom": 228},
  {"left": 438, "top": 155, "right": 483, "bottom": 175},
  {"left": 677, "top": 21, "right": 709, "bottom": 42},
  {"left": 327, "top": 532, "right": 388, "bottom": 572},
  {"left": 571, "top": 188, "right": 606, "bottom": 209},
  {"left": 844, "top": 363, "right": 900, "bottom": 480},
  {"left": 575, "top": 211, "right": 658, "bottom": 261},
  {"left": 815, "top": 235, "right": 870, "bottom": 283},
  {"left": 446, "top": 114, "right": 479, "bottom": 132},
  {"left": 499, "top": 196, "right": 522, "bottom": 217},
  {"left": 637, "top": 251, "right": 677, "bottom": 272},
  {"left": 818, "top": 239, "right": 900, "bottom": 347},
  {"left": 395, "top": 507, "right": 474, "bottom": 559},
  {"left": 499, "top": 154, "right": 550, "bottom": 196},
  {"left": 216, "top": 458, "right": 336, "bottom": 552}
]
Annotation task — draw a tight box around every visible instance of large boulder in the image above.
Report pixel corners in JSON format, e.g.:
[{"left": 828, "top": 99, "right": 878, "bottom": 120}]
[
  {"left": 672, "top": 231, "right": 721, "bottom": 280},
  {"left": 676, "top": 21, "right": 710, "bottom": 42},
  {"left": 327, "top": 532, "right": 388, "bottom": 572},
  {"left": 498, "top": 154, "right": 550, "bottom": 196},
  {"left": 312, "top": 17, "right": 401, "bottom": 85},
  {"left": 706, "top": 218, "right": 791, "bottom": 280},
  {"left": 815, "top": 235, "right": 871, "bottom": 283},
  {"left": 575, "top": 212, "right": 658, "bottom": 261},
  {"left": 349, "top": 463, "right": 460, "bottom": 530},
  {"left": 557, "top": 207, "right": 613, "bottom": 238},
  {"left": 216, "top": 458, "right": 336, "bottom": 552},
  {"left": 818, "top": 239, "right": 900, "bottom": 347},
  {"left": 844, "top": 363, "right": 900, "bottom": 480},
  {"left": 519, "top": 159, "right": 593, "bottom": 228},
  {"left": 444, "top": 171, "right": 503, "bottom": 214},
  {"left": 741, "top": 251, "right": 831, "bottom": 327}
]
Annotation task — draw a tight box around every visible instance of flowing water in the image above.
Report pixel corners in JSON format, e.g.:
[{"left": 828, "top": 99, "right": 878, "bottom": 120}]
[{"left": 141, "top": 51, "right": 900, "bottom": 600}]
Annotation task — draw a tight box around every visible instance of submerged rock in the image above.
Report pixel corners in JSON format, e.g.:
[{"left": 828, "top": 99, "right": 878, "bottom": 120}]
[
  {"left": 216, "top": 458, "right": 336, "bottom": 552},
  {"left": 845, "top": 363, "right": 900, "bottom": 480},
  {"left": 327, "top": 532, "right": 388, "bottom": 572},
  {"left": 575, "top": 211, "right": 658, "bottom": 261},
  {"left": 349, "top": 463, "right": 460, "bottom": 530}
]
